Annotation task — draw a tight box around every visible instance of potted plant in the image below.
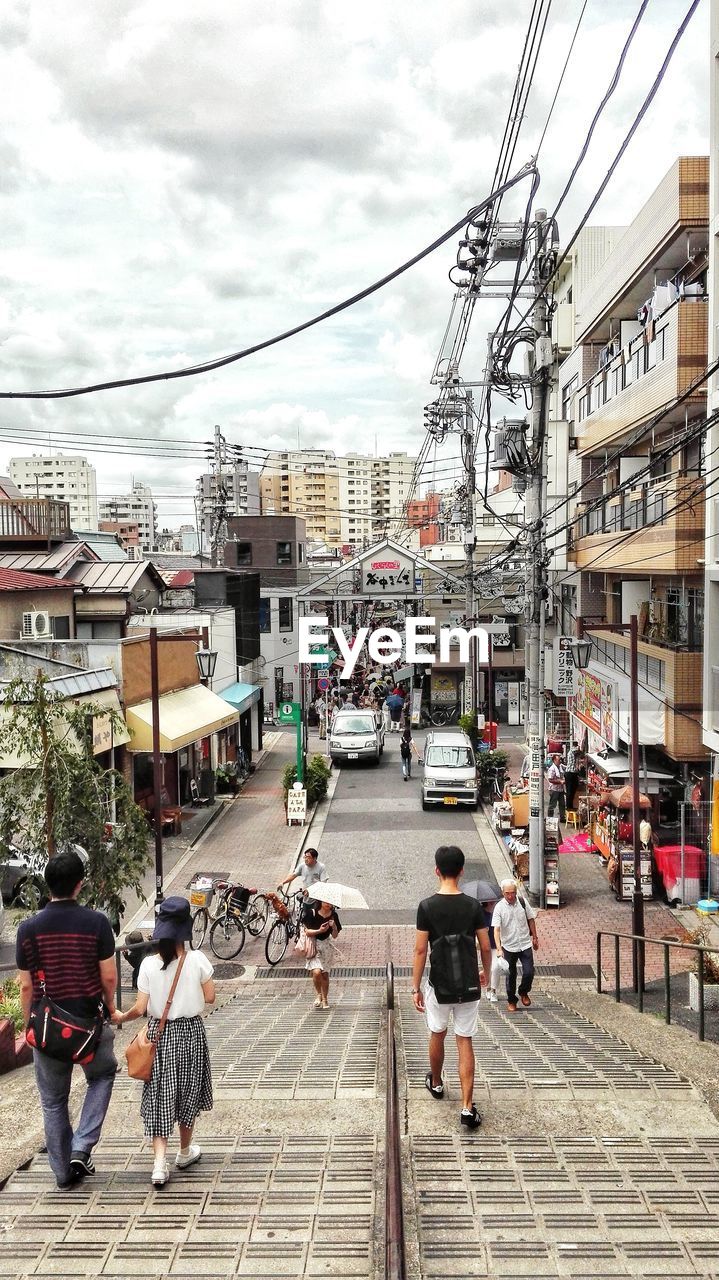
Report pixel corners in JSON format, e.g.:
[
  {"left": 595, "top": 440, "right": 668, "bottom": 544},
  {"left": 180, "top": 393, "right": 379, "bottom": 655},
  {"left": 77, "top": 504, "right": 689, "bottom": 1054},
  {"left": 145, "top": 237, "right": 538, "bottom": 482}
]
[{"left": 687, "top": 924, "right": 719, "bottom": 1012}]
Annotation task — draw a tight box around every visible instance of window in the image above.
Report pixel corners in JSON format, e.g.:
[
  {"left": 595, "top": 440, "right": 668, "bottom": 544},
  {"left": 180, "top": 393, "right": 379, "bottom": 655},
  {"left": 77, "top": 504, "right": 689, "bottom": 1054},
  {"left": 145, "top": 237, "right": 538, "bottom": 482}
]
[
  {"left": 277, "top": 541, "right": 292, "bottom": 565},
  {"left": 52, "top": 616, "right": 70, "bottom": 639},
  {"left": 235, "top": 541, "right": 252, "bottom": 566},
  {"left": 259, "top": 598, "right": 271, "bottom": 633},
  {"left": 298, "top": 543, "right": 304, "bottom": 563},
  {"left": 278, "top": 597, "right": 293, "bottom": 631}
]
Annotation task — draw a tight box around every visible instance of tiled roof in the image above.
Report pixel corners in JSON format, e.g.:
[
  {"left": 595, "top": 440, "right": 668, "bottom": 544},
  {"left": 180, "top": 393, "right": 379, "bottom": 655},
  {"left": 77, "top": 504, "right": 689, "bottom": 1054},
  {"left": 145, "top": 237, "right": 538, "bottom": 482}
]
[
  {"left": 0, "top": 568, "right": 77, "bottom": 591},
  {"left": 168, "top": 569, "right": 195, "bottom": 588}
]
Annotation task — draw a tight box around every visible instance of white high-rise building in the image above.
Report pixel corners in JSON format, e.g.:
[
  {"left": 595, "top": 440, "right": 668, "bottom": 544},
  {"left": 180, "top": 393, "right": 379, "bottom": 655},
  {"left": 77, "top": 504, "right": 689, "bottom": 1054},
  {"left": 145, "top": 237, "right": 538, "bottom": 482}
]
[
  {"left": 9, "top": 453, "right": 98, "bottom": 531},
  {"left": 371, "top": 451, "right": 416, "bottom": 539},
  {"left": 338, "top": 454, "right": 374, "bottom": 549},
  {"left": 99, "top": 481, "right": 157, "bottom": 552}
]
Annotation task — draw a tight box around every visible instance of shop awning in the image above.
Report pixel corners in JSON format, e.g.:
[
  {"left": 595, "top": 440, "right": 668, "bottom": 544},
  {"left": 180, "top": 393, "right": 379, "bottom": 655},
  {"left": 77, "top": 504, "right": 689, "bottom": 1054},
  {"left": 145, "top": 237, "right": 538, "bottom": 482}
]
[
  {"left": 220, "top": 682, "right": 262, "bottom": 714},
  {"left": 126, "top": 684, "right": 239, "bottom": 753}
]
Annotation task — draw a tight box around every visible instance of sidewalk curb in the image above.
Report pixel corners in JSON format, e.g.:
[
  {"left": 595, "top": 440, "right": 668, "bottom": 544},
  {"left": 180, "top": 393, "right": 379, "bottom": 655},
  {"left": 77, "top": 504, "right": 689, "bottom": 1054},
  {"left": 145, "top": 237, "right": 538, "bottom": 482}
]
[{"left": 281, "top": 767, "right": 340, "bottom": 879}]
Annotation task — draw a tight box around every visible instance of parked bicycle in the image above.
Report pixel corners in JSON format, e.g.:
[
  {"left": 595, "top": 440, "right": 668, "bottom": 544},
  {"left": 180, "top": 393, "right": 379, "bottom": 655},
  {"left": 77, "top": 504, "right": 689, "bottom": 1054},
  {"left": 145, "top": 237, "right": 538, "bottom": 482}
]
[
  {"left": 429, "top": 703, "right": 460, "bottom": 726},
  {"left": 189, "top": 877, "right": 271, "bottom": 957},
  {"left": 264, "top": 888, "right": 305, "bottom": 966}
]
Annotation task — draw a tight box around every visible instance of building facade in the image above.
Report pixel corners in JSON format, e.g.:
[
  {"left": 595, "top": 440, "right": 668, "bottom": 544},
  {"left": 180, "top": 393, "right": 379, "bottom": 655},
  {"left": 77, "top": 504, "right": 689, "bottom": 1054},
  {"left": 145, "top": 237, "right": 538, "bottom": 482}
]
[
  {"left": 562, "top": 157, "right": 709, "bottom": 784},
  {"left": 98, "top": 482, "right": 157, "bottom": 552},
  {"left": 9, "top": 454, "right": 99, "bottom": 531}
]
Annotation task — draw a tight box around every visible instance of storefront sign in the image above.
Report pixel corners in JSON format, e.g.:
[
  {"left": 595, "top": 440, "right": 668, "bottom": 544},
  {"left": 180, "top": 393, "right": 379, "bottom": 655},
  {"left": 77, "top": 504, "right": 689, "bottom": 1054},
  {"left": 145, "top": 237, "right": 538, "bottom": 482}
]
[
  {"left": 491, "top": 615, "right": 511, "bottom": 648},
  {"left": 360, "top": 550, "right": 413, "bottom": 595},
  {"left": 278, "top": 702, "right": 301, "bottom": 725},
  {"left": 571, "top": 669, "right": 618, "bottom": 750},
  {"left": 552, "top": 636, "right": 577, "bottom": 697},
  {"left": 529, "top": 733, "right": 542, "bottom": 818},
  {"left": 410, "top": 688, "right": 422, "bottom": 727},
  {"left": 92, "top": 713, "right": 114, "bottom": 756},
  {"left": 286, "top": 787, "right": 307, "bottom": 825},
  {"left": 431, "top": 672, "right": 458, "bottom": 705}
]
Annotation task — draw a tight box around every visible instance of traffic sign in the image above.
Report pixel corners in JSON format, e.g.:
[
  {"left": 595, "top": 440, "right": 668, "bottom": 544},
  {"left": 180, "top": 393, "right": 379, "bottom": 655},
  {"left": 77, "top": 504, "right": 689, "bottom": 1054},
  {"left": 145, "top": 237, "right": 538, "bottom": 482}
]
[{"left": 317, "top": 677, "right": 330, "bottom": 692}]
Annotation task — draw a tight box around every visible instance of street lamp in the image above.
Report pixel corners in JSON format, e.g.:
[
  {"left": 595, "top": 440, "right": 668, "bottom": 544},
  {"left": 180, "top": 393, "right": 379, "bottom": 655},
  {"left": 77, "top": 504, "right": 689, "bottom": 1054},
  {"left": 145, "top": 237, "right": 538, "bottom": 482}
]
[
  {"left": 570, "top": 637, "right": 593, "bottom": 670},
  {"left": 195, "top": 647, "right": 218, "bottom": 685},
  {"left": 576, "top": 615, "right": 644, "bottom": 991}
]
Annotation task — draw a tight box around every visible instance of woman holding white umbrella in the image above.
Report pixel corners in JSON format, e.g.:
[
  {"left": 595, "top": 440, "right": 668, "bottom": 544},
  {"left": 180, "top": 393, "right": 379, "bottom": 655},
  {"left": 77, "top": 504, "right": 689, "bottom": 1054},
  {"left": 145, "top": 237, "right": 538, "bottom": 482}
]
[{"left": 301, "top": 882, "right": 367, "bottom": 1010}]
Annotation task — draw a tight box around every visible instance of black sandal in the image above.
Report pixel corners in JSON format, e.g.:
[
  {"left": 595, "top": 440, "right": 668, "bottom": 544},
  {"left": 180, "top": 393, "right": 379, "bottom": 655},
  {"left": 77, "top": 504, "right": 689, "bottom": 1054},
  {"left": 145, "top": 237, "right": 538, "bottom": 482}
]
[{"left": 424, "top": 1071, "right": 444, "bottom": 1099}]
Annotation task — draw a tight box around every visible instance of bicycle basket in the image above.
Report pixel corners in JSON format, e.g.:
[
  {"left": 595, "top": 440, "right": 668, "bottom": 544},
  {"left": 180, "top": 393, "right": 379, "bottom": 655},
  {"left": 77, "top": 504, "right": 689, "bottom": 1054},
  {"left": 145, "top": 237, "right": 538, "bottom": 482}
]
[
  {"left": 189, "top": 879, "right": 215, "bottom": 909},
  {"left": 265, "top": 892, "right": 290, "bottom": 921},
  {"left": 229, "top": 886, "right": 251, "bottom": 913}
]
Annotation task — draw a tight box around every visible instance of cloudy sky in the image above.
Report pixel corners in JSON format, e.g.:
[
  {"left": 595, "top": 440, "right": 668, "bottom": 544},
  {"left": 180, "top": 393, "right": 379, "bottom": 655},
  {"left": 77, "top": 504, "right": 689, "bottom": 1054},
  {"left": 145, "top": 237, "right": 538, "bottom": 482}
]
[{"left": 0, "top": 0, "right": 709, "bottom": 526}]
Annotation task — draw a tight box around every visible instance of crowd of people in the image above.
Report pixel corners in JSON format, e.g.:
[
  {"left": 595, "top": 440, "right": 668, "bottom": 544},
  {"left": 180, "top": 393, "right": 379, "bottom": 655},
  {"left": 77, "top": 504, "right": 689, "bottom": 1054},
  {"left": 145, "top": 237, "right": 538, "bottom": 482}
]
[{"left": 312, "top": 668, "right": 410, "bottom": 737}]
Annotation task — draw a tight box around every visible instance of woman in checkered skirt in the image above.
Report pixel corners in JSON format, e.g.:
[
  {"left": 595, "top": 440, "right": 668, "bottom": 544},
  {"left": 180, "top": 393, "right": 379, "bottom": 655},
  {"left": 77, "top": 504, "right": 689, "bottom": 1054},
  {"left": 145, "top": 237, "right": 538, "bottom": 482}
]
[{"left": 114, "top": 897, "right": 215, "bottom": 1188}]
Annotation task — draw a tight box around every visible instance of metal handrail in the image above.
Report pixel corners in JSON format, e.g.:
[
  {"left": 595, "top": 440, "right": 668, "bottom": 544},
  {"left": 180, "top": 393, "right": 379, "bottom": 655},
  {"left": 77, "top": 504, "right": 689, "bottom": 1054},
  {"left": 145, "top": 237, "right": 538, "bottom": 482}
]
[
  {"left": 385, "top": 962, "right": 406, "bottom": 1280},
  {"left": 597, "top": 929, "right": 719, "bottom": 1042}
]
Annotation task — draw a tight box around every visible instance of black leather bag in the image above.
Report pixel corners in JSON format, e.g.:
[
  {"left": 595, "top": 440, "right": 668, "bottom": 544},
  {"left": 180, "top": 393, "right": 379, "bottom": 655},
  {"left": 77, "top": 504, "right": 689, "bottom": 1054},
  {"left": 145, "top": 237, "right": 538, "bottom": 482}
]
[{"left": 27, "top": 974, "right": 105, "bottom": 1066}]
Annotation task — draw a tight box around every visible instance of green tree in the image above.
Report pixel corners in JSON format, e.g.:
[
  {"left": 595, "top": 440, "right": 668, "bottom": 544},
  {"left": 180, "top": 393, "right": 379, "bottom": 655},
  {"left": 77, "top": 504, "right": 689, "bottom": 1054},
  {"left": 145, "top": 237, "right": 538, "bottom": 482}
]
[{"left": 0, "top": 673, "right": 150, "bottom": 924}]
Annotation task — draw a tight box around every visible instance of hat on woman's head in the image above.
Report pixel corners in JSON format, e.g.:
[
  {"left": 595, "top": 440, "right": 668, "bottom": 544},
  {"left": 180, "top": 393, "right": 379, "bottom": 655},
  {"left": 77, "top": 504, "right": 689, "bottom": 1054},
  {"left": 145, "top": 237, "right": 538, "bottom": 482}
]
[{"left": 152, "top": 896, "right": 192, "bottom": 943}]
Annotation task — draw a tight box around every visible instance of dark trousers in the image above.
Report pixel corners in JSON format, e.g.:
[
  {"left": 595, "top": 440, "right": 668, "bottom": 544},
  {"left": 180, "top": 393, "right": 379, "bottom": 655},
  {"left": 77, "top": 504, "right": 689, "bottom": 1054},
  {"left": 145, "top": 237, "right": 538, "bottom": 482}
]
[
  {"left": 564, "top": 772, "right": 578, "bottom": 809},
  {"left": 547, "top": 788, "right": 566, "bottom": 821},
  {"left": 504, "top": 947, "right": 535, "bottom": 1003}
]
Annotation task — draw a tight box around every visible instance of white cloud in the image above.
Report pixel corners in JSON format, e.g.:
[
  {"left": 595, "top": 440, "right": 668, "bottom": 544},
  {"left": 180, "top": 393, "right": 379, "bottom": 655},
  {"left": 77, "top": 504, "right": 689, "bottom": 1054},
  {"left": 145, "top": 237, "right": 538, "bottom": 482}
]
[{"left": 0, "top": 0, "right": 709, "bottom": 524}]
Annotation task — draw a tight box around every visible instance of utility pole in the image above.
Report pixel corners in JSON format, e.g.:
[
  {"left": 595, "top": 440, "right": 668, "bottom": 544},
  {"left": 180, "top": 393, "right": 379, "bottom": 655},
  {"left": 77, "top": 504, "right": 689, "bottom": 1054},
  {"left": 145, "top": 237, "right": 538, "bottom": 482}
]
[
  {"left": 463, "top": 391, "right": 477, "bottom": 719},
  {"left": 209, "top": 425, "right": 228, "bottom": 568},
  {"left": 526, "top": 209, "right": 554, "bottom": 904}
]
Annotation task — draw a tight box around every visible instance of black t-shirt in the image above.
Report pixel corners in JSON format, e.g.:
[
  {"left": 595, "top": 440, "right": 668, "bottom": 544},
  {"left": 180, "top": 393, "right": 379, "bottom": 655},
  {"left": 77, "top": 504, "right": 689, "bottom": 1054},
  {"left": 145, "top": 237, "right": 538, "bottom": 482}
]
[
  {"left": 416, "top": 892, "right": 486, "bottom": 941},
  {"left": 303, "top": 905, "right": 341, "bottom": 937},
  {"left": 16, "top": 899, "right": 115, "bottom": 1018}
]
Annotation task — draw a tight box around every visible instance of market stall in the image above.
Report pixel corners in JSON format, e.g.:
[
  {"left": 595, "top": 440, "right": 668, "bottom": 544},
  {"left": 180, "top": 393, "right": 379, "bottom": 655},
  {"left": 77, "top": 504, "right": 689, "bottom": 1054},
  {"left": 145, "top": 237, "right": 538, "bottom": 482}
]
[{"left": 593, "top": 786, "right": 654, "bottom": 902}]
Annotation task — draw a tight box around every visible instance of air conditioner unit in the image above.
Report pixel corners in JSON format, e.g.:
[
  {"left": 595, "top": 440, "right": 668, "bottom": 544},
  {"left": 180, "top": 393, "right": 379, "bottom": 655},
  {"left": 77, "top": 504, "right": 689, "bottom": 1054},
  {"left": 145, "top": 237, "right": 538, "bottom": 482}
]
[{"left": 22, "top": 610, "right": 51, "bottom": 638}]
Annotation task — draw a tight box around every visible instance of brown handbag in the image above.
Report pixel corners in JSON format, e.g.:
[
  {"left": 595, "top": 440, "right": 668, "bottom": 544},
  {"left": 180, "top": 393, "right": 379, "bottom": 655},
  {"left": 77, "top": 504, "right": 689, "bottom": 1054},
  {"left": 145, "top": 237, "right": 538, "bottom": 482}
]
[{"left": 125, "top": 951, "right": 186, "bottom": 1082}]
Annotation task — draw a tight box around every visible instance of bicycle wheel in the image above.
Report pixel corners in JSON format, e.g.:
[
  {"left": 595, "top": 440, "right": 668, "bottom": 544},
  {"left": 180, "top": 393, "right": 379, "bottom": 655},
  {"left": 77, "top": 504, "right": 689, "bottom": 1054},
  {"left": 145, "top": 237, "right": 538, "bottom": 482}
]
[
  {"left": 246, "top": 893, "right": 270, "bottom": 936},
  {"left": 209, "top": 913, "right": 246, "bottom": 960},
  {"left": 265, "top": 919, "right": 290, "bottom": 966},
  {"left": 190, "top": 907, "right": 208, "bottom": 950},
  {"left": 430, "top": 707, "right": 449, "bottom": 726}
]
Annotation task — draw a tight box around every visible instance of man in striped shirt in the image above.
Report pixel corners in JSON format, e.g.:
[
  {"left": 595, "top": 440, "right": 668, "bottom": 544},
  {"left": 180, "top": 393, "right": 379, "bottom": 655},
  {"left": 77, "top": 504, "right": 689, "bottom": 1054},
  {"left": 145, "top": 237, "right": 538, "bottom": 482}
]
[{"left": 16, "top": 849, "right": 119, "bottom": 1189}]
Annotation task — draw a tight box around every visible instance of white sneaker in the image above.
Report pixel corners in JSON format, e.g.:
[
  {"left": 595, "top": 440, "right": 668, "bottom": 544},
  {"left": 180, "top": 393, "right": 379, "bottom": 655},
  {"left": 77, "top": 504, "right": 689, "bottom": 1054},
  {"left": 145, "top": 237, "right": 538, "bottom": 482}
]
[
  {"left": 487, "top": 990, "right": 498, "bottom": 1004},
  {"left": 175, "top": 1144, "right": 201, "bottom": 1169},
  {"left": 151, "top": 1160, "right": 169, "bottom": 1187}
]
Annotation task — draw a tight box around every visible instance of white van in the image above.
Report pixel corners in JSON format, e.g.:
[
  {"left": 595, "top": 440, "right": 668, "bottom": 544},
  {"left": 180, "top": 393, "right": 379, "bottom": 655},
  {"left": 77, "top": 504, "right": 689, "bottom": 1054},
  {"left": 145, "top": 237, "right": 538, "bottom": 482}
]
[
  {"left": 421, "top": 729, "right": 478, "bottom": 810},
  {"left": 329, "top": 707, "right": 384, "bottom": 765}
]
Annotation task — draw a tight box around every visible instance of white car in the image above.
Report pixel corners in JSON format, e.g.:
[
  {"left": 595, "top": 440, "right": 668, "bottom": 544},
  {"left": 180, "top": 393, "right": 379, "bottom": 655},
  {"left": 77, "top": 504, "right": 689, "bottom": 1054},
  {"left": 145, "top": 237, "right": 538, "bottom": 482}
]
[
  {"left": 329, "top": 708, "right": 385, "bottom": 765},
  {"left": 421, "top": 729, "right": 478, "bottom": 810}
]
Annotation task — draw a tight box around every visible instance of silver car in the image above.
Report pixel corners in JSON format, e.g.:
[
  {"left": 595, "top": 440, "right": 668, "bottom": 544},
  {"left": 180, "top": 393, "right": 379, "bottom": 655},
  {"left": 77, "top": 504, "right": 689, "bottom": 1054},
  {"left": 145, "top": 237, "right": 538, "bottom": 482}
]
[{"left": 329, "top": 708, "right": 385, "bottom": 765}]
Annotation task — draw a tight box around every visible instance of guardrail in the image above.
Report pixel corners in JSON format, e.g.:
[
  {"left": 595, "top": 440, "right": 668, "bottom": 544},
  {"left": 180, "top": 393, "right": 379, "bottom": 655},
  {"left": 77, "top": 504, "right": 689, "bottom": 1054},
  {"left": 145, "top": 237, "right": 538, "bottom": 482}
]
[
  {"left": 114, "top": 938, "right": 152, "bottom": 1010},
  {"left": 597, "top": 930, "right": 719, "bottom": 1042},
  {"left": 385, "top": 962, "right": 406, "bottom": 1280}
]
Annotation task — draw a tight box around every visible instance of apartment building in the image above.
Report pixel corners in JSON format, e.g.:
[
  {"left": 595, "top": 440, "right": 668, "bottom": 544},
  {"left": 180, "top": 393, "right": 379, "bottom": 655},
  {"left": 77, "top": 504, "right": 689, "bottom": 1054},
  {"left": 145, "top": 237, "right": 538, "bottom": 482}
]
[
  {"left": 703, "top": 5, "right": 719, "bottom": 798},
  {"left": 98, "top": 481, "right": 157, "bottom": 552},
  {"left": 561, "top": 157, "right": 709, "bottom": 775},
  {"left": 372, "top": 451, "right": 415, "bottom": 539},
  {"left": 196, "top": 459, "right": 261, "bottom": 544},
  {"left": 338, "top": 454, "right": 373, "bottom": 549},
  {"left": 260, "top": 449, "right": 341, "bottom": 547},
  {"left": 9, "top": 453, "right": 98, "bottom": 531}
]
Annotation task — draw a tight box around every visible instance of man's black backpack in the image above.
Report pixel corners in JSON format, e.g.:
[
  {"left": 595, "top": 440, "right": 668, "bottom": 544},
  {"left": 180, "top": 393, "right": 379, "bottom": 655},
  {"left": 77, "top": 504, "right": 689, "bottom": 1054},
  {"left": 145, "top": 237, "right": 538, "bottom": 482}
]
[{"left": 430, "top": 932, "right": 481, "bottom": 1004}]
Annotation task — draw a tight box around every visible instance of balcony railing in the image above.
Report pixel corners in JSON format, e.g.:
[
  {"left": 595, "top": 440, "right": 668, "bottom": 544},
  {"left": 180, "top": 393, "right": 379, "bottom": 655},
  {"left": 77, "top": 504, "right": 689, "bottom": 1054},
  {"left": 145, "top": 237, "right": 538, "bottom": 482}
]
[{"left": 0, "top": 497, "right": 71, "bottom": 542}]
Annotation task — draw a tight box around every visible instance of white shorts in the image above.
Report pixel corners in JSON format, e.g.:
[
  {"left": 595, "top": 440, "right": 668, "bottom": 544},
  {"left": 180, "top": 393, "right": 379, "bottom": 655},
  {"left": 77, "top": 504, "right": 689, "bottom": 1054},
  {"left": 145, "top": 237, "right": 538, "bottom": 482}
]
[{"left": 424, "top": 982, "right": 480, "bottom": 1037}]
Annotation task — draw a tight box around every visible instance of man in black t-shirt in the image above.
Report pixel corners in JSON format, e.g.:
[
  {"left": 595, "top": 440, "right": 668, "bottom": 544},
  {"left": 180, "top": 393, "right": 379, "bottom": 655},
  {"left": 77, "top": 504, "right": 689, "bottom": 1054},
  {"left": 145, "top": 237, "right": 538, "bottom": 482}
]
[
  {"left": 16, "top": 849, "right": 119, "bottom": 1189},
  {"left": 413, "top": 845, "right": 491, "bottom": 1130}
]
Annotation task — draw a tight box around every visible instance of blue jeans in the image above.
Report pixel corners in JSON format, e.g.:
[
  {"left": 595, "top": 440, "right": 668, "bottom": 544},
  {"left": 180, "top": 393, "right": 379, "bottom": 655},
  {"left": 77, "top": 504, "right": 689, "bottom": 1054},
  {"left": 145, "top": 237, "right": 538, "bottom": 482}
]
[
  {"left": 504, "top": 947, "right": 535, "bottom": 1004},
  {"left": 402, "top": 757, "right": 411, "bottom": 778},
  {"left": 32, "top": 1023, "right": 118, "bottom": 1182}
]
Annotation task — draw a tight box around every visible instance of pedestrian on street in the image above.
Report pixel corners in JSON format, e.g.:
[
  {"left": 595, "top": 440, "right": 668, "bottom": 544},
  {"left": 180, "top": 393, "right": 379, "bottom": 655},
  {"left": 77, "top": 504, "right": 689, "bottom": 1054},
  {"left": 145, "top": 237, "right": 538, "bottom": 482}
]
[
  {"left": 16, "top": 848, "right": 119, "bottom": 1190},
  {"left": 386, "top": 689, "right": 404, "bottom": 732},
  {"left": 316, "top": 696, "right": 327, "bottom": 740},
  {"left": 400, "top": 726, "right": 420, "bottom": 780},
  {"left": 491, "top": 879, "right": 539, "bottom": 1013},
  {"left": 546, "top": 753, "right": 567, "bottom": 823},
  {"left": 113, "top": 898, "right": 215, "bottom": 1188},
  {"left": 277, "top": 847, "right": 329, "bottom": 898},
  {"left": 413, "top": 845, "right": 491, "bottom": 1130},
  {"left": 302, "top": 898, "right": 341, "bottom": 1008}
]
